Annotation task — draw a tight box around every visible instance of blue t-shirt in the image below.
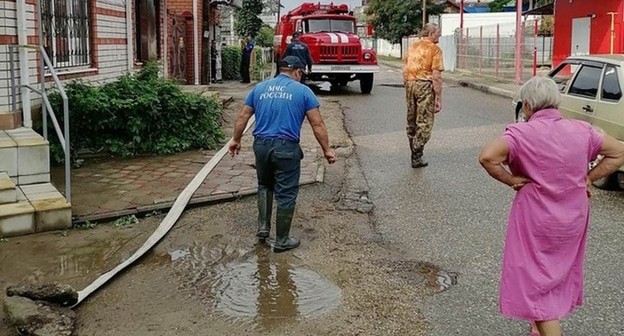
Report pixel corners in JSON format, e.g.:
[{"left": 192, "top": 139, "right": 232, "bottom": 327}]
[{"left": 245, "top": 74, "right": 320, "bottom": 142}]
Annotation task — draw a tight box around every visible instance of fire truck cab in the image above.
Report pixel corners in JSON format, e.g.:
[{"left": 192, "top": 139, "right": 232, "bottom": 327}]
[{"left": 274, "top": 2, "right": 380, "bottom": 94}]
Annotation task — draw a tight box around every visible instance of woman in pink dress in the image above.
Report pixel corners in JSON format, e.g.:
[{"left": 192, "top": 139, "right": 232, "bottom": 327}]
[{"left": 479, "top": 76, "right": 624, "bottom": 336}]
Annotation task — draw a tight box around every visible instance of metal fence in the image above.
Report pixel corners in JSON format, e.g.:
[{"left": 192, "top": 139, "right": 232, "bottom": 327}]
[
  {"left": 253, "top": 47, "right": 274, "bottom": 81},
  {"left": 41, "top": 0, "right": 91, "bottom": 69},
  {"left": 455, "top": 20, "right": 553, "bottom": 82}
]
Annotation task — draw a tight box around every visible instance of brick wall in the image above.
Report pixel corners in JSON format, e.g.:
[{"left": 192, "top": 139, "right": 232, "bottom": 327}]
[
  {"left": 0, "top": 0, "right": 132, "bottom": 129},
  {"left": 0, "top": 0, "right": 205, "bottom": 129}
]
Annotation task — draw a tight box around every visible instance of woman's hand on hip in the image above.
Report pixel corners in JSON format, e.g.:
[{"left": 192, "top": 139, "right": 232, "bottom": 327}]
[
  {"left": 510, "top": 176, "right": 531, "bottom": 191},
  {"left": 586, "top": 177, "right": 592, "bottom": 198}
]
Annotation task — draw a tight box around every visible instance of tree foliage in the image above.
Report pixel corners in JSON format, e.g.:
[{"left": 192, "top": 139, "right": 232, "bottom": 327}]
[
  {"left": 366, "top": 0, "right": 444, "bottom": 44},
  {"left": 234, "top": 0, "right": 264, "bottom": 38},
  {"left": 255, "top": 25, "right": 275, "bottom": 47},
  {"left": 488, "top": 0, "right": 510, "bottom": 12}
]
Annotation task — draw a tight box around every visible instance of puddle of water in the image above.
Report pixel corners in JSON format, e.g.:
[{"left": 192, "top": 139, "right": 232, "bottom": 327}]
[
  {"left": 169, "top": 249, "right": 190, "bottom": 261},
  {"left": 157, "top": 238, "right": 342, "bottom": 328},
  {"left": 56, "top": 237, "right": 137, "bottom": 279},
  {"left": 0, "top": 232, "right": 140, "bottom": 287},
  {"left": 211, "top": 254, "right": 342, "bottom": 322}
]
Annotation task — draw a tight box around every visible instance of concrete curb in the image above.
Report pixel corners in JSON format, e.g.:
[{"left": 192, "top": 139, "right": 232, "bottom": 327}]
[
  {"left": 447, "top": 78, "right": 516, "bottom": 99},
  {"left": 378, "top": 59, "right": 516, "bottom": 99}
]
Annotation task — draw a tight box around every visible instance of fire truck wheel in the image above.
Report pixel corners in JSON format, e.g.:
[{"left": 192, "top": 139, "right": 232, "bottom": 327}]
[{"left": 360, "top": 74, "right": 374, "bottom": 94}]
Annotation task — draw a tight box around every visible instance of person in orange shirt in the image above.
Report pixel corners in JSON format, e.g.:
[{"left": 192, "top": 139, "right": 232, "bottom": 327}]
[{"left": 403, "top": 23, "right": 444, "bottom": 168}]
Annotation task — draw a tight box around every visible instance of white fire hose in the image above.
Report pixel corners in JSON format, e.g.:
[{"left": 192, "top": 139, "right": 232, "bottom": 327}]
[{"left": 73, "top": 116, "right": 255, "bottom": 307}]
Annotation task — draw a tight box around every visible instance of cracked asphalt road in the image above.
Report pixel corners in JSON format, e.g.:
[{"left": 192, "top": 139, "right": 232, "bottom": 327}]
[{"left": 328, "top": 65, "right": 624, "bottom": 336}]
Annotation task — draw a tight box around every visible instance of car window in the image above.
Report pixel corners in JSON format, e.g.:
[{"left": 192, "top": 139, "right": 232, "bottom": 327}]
[
  {"left": 549, "top": 62, "right": 579, "bottom": 93},
  {"left": 601, "top": 66, "right": 622, "bottom": 102},
  {"left": 568, "top": 65, "right": 603, "bottom": 98}
]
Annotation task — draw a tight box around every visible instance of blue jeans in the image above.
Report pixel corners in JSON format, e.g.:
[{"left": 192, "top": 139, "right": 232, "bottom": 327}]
[{"left": 253, "top": 138, "right": 303, "bottom": 208}]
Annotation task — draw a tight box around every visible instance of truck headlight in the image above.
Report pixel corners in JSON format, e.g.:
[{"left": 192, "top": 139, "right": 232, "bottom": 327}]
[{"left": 363, "top": 53, "right": 372, "bottom": 60}]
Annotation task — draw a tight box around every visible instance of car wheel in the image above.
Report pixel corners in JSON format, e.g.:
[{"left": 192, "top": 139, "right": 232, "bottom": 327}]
[
  {"left": 360, "top": 74, "right": 374, "bottom": 94},
  {"left": 592, "top": 173, "right": 621, "bottom": 190},
  {"left": 617, "top": 173, "right": 624, "bottom": 190}
]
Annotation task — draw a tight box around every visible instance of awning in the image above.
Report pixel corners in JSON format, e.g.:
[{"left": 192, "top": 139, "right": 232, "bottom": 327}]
[{"left": 523, "top": 3, "right": 554, "bottom": 15}]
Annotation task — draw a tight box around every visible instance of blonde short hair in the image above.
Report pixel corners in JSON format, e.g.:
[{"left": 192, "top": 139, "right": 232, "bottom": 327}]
[
  {"left": 420, "top": 23, "right": 439, "bottom": 37},
  {"left": 520, "top": 76, "right": 562, "bottom": 111}
]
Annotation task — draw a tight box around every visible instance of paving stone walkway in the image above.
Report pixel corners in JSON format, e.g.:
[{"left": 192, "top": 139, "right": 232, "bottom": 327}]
[{"left": 52, "top": 148, "right": 321, "bottom": 221}]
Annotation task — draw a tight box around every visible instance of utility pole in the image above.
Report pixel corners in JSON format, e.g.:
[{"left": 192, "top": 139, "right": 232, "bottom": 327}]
[
  {"left": 608, "top": 12, "right": 617, "bottom": 54},
  {"left": 514, "top": 0, "right": 522, "bottom": 84},
  {"left": 460, "top": 0, "right": 464, "bottom": 29},
  {"left": 422, "top": 0, "right": 427, "bottom": 28}
]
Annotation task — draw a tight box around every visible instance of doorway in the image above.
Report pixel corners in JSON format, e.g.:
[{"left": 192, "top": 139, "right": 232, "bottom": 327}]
[{"left": 571, "top": 17, "right": 591, "bottom": 56}]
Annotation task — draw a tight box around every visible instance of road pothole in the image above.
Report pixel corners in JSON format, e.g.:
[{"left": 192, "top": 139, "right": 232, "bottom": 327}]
[{"left": 379, "top": 259, "right": 459, "bottom": 293}]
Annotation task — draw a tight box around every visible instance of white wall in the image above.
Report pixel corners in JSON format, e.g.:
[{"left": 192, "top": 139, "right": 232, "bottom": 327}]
[
  {"left": 437, "top": 12, "right": 541, "bottom": 37},
  {"left": 376, "top": 39, "right": 402, "bottom": 58}
]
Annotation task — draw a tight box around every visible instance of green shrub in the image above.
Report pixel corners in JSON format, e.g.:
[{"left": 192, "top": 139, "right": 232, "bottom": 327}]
[
  {"left": 42, "top": 62, "right": 224, "bottom": 164},
  {"left": 252, "top": 48, "right": 271, "bottom": 81},
  {"left": 221, "top": 45, "right": 272, "bottom": 81},
  {"left": 222, "top": 45, "right": 242, "bottom": 80},
  {"left": 255, "top": 25, "right": 275, "bottom": 48}
]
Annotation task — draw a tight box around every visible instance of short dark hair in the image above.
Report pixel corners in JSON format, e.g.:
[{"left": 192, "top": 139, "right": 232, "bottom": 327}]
[{"left": 292, "top": 31, "right": 302, "bottom": 38}]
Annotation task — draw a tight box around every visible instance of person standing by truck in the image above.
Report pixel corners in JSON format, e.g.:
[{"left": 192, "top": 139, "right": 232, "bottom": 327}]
[
  {"left": 240, "top": 34, "right": 255, "bottom": 83},
  {"left": 283, "top": 31, "right": 313, "bottom": 82}
]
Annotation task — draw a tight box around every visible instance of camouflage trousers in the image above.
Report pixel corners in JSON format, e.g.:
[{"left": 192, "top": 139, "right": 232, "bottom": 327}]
[{"left": 405, "top": 80, "right": 435, "bottom": 157}]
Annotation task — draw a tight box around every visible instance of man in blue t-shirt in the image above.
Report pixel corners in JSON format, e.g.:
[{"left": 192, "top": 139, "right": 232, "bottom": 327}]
[{"left": 229, "top": 56, "right": 337, "bottom": 253}]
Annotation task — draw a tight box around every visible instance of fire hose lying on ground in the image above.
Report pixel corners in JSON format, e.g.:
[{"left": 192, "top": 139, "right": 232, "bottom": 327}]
[{"left": 74, "top": 116, "right": 256, "bottom": 306}]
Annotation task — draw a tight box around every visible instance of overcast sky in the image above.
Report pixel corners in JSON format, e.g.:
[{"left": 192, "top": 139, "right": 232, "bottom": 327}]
[{"left": 280, "top": 0, "right": 355, "bottom": 12}]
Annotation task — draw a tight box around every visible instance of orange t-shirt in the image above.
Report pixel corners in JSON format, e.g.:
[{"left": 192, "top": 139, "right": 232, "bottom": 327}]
[{"left": 403, "top": 39, "right": 444, "bottom": 82}]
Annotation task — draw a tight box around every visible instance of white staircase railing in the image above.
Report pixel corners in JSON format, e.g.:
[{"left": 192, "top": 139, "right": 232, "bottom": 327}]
[{"left": 8, "top": 44, "right": 72, "bottom": 204}]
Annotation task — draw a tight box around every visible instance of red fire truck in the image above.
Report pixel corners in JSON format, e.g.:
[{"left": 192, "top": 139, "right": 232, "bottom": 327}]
[{"left": 274, "top": 2, "right": 380, "bottom": 94}]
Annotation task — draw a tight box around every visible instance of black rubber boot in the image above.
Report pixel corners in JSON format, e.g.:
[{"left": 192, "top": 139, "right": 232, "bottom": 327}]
[
  {"left": 273, "top": 207, "right": 300, "bottom": 253},
  {"left": 257, "top": 190, "right": 273, "bottom": 240}
]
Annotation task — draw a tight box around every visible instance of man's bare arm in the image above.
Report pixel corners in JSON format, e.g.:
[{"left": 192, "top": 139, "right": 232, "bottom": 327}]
[
  {"left": 432, "top": 69, "right": 443, "bottom": 98},
  {"left": 233, "top": 105, "right": 254, "bottom": 142},
  {"left": 228, "top": 105, "right": 254, "bottom": 156},
  {"left": 306, "top": 108, "right": 336, "bottom": 163},
  {"left": 305, "top": 108, "right": 330, "bottom": 153}
]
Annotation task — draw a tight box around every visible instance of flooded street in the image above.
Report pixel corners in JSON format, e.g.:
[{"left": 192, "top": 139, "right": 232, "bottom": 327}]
[
  {"left": 0, "top": 87, "right": 438, "bottom": 335},
  {"left": 4, "top": 65, "right": 623, "bottom": 335}
]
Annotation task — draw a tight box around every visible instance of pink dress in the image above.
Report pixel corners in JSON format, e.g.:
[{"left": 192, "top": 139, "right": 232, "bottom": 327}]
[{"left": 500, "top": 108, "right": 604, "bottom": 321}]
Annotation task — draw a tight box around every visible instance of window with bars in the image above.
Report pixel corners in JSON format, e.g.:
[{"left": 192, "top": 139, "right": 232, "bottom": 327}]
[{"left": 41, "top": 0, "right": 91, "bottom": 69}]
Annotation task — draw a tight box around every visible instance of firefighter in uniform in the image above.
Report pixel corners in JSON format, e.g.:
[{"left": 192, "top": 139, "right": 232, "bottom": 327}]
[{"left": 283, "top": 31, "right": 313, "bottom": 82}]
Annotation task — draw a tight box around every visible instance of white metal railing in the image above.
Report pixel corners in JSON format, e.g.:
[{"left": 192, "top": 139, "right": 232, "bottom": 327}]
[
  {"left": 254, "top": 47, "right": 274, "bottom": 81},
  {"left": 8, "top": 24, "right": 72, "bottom": 205}
]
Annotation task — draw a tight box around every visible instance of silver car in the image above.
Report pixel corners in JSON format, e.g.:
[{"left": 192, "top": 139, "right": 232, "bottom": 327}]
[{"left": 513, "top": 55, "right": 624, "bottom": 190}]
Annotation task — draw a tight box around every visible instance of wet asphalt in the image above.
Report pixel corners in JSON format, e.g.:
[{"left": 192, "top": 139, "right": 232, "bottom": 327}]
[{"left": 327, "top": 66, "right": 624, "bottom": 336}]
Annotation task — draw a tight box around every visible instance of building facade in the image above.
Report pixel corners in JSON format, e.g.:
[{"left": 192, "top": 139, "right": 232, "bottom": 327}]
[
  {"left": 0, "top": 0, "right": 223, "bottom": 130},
  {"left": 552, "top": 0, "right": 623, "bottom": 66}
]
